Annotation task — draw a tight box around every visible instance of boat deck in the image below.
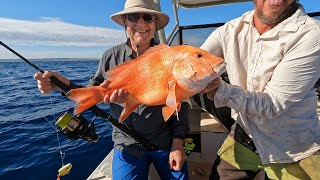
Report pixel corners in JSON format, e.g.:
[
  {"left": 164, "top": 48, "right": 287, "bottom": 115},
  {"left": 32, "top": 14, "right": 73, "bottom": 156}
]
[{"left": 87, "top": 108, "right": 229, "bottom": 180}]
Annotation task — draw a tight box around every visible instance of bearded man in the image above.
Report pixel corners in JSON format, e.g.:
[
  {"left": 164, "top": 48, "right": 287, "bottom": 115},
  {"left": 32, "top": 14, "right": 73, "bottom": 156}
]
[{"left": 201, "top": 0, "right": 320, "bottom": 179}]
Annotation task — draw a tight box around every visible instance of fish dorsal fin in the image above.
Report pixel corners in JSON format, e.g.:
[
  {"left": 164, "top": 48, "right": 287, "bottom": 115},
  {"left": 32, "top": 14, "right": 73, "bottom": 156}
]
[
  {"left": 136, "top": 44, "right": 170, "bottom": 60},
  {"left": 107, "top": 44, "right": 170, "bottom": 79},
  {"left": 165, "top": 80, "right": 180, "bottom": 121},
  {"left": 145, "top": 44, "right": 170, "bottom": 53}
]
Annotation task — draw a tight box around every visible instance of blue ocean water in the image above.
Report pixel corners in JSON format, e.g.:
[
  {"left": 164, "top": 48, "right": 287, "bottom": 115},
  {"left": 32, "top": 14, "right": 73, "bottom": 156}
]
[{"left": 0, "top": 60, "right": 113, "bottom": 180}]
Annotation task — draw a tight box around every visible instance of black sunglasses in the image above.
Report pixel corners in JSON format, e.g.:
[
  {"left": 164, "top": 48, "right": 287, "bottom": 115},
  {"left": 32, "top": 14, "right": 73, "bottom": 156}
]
[{"left": 126, "top": 13, "right": 156, "bottom": 24}]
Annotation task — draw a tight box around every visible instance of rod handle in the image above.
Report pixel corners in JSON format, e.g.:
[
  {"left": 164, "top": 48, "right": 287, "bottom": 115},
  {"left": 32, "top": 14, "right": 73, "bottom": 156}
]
[{"left": 50, "top": 76, "right": 72, "bottom": 93}]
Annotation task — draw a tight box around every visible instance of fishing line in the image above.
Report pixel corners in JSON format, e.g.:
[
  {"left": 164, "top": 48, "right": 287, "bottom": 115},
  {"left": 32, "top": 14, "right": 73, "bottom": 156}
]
[
  {"left": 0, "top": 64, "right": 58, "bottom": 131},
  {"left": 56, "top": 132, "right": 66, "bottom": 165},
  {"left": 1, "top": 40, "right": 157, "bottom": 151},
  {"left": 0, "top": 63, "right": 67, "bottom": 166},
  {"left": 0, "top": 41, "right": 103, "bottom": 178},
  {"left": 48, "top": 87, "right": 66, "bottom": 166}
]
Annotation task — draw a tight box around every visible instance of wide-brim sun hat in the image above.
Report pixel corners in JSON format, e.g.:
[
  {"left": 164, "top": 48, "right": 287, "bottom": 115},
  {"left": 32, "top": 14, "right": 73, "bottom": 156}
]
[{"left": 110, "top": 0, "right": 169, "bottom": 30}]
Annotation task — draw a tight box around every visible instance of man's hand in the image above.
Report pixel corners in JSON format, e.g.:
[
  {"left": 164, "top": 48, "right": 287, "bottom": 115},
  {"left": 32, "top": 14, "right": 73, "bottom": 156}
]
[
  {"left": 33, "top": 71, "right": 70, "bottom": 94},
  {"left": 201, "top": 77, "right": 221, "bottom": 100},
  {"left": 169, "top": 138, "right": 187, "bottom": 171},
  {"left": 101, "top": 80, "right": 128, "bottom": 104}
]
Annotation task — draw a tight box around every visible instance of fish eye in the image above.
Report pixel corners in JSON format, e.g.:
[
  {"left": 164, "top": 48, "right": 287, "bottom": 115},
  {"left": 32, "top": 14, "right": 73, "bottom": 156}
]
[{"left": 196, "top": 53, "right": 202, "bottom": 58}]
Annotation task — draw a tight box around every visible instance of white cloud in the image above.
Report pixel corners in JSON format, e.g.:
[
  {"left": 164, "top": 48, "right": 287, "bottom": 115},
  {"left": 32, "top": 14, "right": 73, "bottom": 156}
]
[
  {"left": 0, "top": 17, "right": 127, "bottom": 59},
  {"left": 0, "top": 17, "right": 126, "bottom": 46}
]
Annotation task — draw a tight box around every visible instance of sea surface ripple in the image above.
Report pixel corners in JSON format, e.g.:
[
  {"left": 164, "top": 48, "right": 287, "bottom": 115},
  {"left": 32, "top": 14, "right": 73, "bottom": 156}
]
[{"left": 0, "top": 60, "right": 113, "bottom": 180}]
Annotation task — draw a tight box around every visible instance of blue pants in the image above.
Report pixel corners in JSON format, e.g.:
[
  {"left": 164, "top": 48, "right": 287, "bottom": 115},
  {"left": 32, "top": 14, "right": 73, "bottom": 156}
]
[{"left": 112, "top": 148, "right": 188, "bottom": 180}]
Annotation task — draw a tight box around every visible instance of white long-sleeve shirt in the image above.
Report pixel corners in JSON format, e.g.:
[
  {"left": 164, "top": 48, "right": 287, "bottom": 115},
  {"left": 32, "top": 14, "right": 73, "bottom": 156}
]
[{"left": 201, "top": 6, "right": 320, "bottom": 165}]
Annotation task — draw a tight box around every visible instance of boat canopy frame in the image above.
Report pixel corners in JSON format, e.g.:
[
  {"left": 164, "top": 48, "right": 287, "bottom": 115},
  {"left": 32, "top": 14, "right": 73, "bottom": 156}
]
[
  {"left": 156, "top": 0, "right": 253, "bottom": 44},
  {"left": 157, "top": 0, "right": 320, "bottom": 45},
  {"left": 176, "top": 0, "right": 252, "bottom": 8}
]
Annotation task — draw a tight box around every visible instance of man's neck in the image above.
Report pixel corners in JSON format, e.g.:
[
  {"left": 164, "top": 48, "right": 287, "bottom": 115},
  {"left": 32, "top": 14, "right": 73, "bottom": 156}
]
[
  {"left": 128, "top": 39, "right": 154, "bottom": 58},
  {"left": 253, "top": 14, "right": 276, "bottom": 35},
  {"left": 131, "top": 44, "right": 150, "bottom": 58}
]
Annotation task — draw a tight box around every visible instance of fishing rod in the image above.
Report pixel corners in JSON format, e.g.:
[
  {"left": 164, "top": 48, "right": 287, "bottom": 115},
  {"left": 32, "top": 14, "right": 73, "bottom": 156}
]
[{"left": 0, "top": 41, "right": 156, "bottom": 150}]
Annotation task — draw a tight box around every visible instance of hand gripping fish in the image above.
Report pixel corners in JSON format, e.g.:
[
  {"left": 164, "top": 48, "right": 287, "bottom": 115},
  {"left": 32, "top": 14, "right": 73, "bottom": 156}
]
[{"left": 67, "top": 44, "right": 226, "bottom": 122}]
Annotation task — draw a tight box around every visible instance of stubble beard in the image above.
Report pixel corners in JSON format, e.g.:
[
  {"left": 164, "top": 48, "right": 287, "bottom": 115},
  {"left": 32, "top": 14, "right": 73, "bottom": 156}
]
[{"left": 256, "top": 2, "right": 298, "bottom": 25}]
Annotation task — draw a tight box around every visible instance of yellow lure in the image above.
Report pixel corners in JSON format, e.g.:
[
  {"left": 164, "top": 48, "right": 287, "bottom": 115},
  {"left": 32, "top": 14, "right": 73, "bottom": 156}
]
[{"left": 58, "top": 163, "right": 72, "bottom": 176}]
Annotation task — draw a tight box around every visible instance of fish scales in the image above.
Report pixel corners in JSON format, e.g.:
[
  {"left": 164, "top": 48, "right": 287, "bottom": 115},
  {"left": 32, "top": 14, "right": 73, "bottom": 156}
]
[{"left": 67, "top": 44, "right": 226, "bottom": 122}]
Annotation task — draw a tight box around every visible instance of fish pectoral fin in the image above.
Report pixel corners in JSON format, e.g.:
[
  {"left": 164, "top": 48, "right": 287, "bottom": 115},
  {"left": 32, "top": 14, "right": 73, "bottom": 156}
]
[
  {"left": 166, "top": 80, "right": 177, "bottom": 108},
  {"left": 66, "top": 86, "right": 105, "bottom": 114},
  {"left": 119, "top": 97, "right": 140, "bottom": 122},
  {"left": 165, "top": 81, "right": 180, "bottom": 121},
  {"left": 173, "top": 102, "right": 181, "bottom": 121},
  {"left": 162, "top": 105, "right": 175, "bottom": 121}
]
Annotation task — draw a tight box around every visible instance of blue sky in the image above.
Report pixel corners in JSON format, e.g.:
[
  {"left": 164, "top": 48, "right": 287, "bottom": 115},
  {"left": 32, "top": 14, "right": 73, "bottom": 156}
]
[{"left": 0, "top": 0, "right": 318, "bottom": 59}]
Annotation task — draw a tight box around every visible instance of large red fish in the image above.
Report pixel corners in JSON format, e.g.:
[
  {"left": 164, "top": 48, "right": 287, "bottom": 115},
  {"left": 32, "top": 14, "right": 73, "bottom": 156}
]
[{"left": 67, "top": 44, "right": 226, "bottom": 122}]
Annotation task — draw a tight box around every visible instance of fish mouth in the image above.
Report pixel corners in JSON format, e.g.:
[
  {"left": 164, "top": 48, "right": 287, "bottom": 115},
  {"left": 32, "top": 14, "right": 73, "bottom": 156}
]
[
  {"left": 193, "top": 61, "right": 227, "bottom": 83},
  {"left": 213, "top": 61, "right": 227, "bottom": 76},
  {"left": 178, "top": 61, "right": 227, "bottom": 92}
]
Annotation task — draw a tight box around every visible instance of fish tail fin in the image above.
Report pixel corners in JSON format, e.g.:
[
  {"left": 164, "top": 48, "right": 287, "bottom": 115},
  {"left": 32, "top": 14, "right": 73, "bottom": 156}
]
[{"left": 66, "top": 86, "right": 106, "bottom": 114}]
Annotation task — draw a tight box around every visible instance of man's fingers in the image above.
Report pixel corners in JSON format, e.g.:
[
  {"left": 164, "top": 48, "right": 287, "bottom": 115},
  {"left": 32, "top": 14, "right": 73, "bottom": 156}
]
[
  {"left": 169, "top": 156, "right": 182, "bottom": 171},
  {"left": 37, "top": 79, "right": 52, "bottom": 86},
  {"left": 34, "top": 70, "right": 70, "bottom": 94},
  {"left": 173, "top": 161, "right": 181, "bottom": 171},
  {"left": 38, "top": 83, "right": 51, "bottom": 91},
  {"left": 103, "top": 94, "right": 111, "bottom": 103},
  {"left": 109, "top": 90, "right": 119, "bottom": 103},
  {"left": 168, "top": 159, "right": 174, "bottom": 169},
  {"left": 122, "top": 90, "right": 128, "bottom": 99},
  {"left": 103, "top": 89, "right": 128, "bottom": 104},
  {"left": 201, "top": 77, "right": 221, "bottom": 94},
  {"left": 37, "top": 81, "right": 54, "bottom": 94},
  {"left": 33, "top": 72, "right": 43, "bottom": 80},
  {"left": 42, "top": 71, "right": 55, "bottom": 79},
  {"left": 100, "top": 80, "right": 111, "bottom": 88},
  {"left": 40, "top": 89, "right": 51, "bottom": 95},
  {"left": 118, "top": 89, "right": 124, "bottom": 97}
]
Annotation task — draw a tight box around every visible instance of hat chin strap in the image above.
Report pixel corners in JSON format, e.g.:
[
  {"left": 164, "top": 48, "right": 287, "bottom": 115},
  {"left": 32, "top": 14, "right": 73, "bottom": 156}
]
[
  {"left": 155, "top": 18, "right": 158, "bottom": 30},
  {"left": 132, "top": 41, "right": 140, "bottom": 57},
  {"left": 129, "top": 38, "right": 140, "bottom": 56}
]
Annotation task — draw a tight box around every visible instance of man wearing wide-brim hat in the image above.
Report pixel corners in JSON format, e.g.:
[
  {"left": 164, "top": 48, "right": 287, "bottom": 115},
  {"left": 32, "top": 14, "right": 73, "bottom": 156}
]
[
  {"left": 111, "top": 0, "right": 169, "bottom": 30},
  {"left": 110, "top": 0, "right": 169, "bottom": 57},
  {"left": 102, "top": 0, "right": 189, "bottom": 179},
  {"left": 33, "top": 0, "right": 189, "bottom": 179}
]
